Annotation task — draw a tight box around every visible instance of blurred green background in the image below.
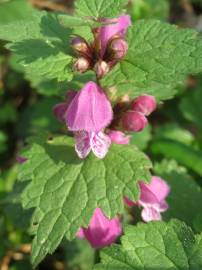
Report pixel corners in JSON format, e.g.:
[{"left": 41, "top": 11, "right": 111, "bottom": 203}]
[{"left": 0, "top": 0, "right": 202, "bottom": 269}]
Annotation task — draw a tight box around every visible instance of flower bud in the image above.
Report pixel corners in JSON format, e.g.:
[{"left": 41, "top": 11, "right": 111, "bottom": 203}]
[
  {"left": 16, "top": 156, "right": 27, "bottom": 164},
  {"left": 108, "top": 38, "right": 128, "bottom": 60},
  {"left": 74, "top": 57, "right": 90, "bottom": 73},
  {"left": 94, "top": 60, "right": 110, "bottom": 79},
  {"left": 77, "top": 208, "right": 122, "bottom": 248},
  {"left": 122, "top": 111, "right": 148, "bottom": 132},
  {"left": 71, "top": 36, "right": 91, "bottom": 57},
  {"left": 131, "top": 95, "right": 157, "bottom": 116}
]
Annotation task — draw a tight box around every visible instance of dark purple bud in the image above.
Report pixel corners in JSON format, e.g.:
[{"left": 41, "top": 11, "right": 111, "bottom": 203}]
[
  {"left": 74, "top": 57, "right": 90, "bottom": 73},
  {"left": 16, "top": 156, "right": 27, "bottom": 164},
  {"left": 71, "top": 36, "right": 91, "bottom": 57},
  {"left": 109, "top": 38, "right": 128, "bottom": 59},
  {"left": 122, "top": 111, "right": 148, "bottom": 132},
  {"left": 94, "top": 61, "right": 110, "bottom": 78},
  {"left": 131, "top": 95, "right": 157, "bottom": 116}
]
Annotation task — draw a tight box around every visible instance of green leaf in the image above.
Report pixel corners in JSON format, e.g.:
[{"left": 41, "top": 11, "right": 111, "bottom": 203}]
[
  {"left": 0, "top": 131, "right": 7, "bottom": 154},
  {"left": 193, "top": 213, "right": 202, "bottom": 233},
  {"left": 63, "top": 239, "right": 95, "bottom": 269},
  {"left": 0, "top": 0, "right": 35, "bottom": 24},
  {"left": 58, "top": 14, "right": 103, "bottom": 28},
  {"left": 0, "top": 11, "right": 73, "bottom": 82},
  {"left": 102, "top": 20, "right": 202, "bottom": 101},
  {"left": 151, "top": 138, "right": 202, "bottom": 176},
  {"left": 18, "top": 134, "right": 152, "bottom": 266},
  {"left": 75, "top": 0, "right": 127, "bottom": 19},
  {"left": 180, "top": 87, "right": 202, "bottom": 131},
  {"left": 94, "top": 220, "right": 202, "bottom": 270},
  {"left": 154, "top": 160, "right": 202, "bottom": 229},
  {"left": 154, "top": 123, "right": 195, "bottom": 146},
  {"left": 16, "top": 97, "right": 62, "bottom": 138},
  {"left": 129, "top": 0, "right": 169, "bottom": 21}
]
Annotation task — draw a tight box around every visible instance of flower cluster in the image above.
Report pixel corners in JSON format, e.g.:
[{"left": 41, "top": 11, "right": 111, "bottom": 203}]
[
  {"left": 54, "top": 13, "right": 157, "bottom": 158},
  {"left": 72, "top": 16, "right": 131, "bottom": 78},
  {"left": 52, "top": 12, "right": 170, "bottom": 250}
]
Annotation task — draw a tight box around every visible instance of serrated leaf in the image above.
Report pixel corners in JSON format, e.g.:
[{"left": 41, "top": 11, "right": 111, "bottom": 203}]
[
  {"left": 18, "top": 134, "right": 152, "bottom": 266},
  {"left": 102, "top": 20, "right": 202, "bottom": 101},
  {"left": 58, "top": 14, "right": 102, "bottom": 28},
  {"left": 0, "top": 11, "right": 73, "bottom": 82},
  {"left": 94, "top": 220, "right": 202, "bottom": 270},
  {"left": 75, "top": 0, "right": 127, "bottom": 19}
]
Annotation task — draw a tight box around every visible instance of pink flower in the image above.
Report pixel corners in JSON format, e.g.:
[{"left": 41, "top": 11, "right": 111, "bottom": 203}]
[
  {"left": 108, "top": 130, "right": 130, "bottom": 144},
  {"left": 131, "top": 95, "right": 157, "bottom": 116},
  {"left": 99, "top": 15, "right": 131, "bottom": 57},
  {"left": 77, "top": 208, "right": 122, "bottom": 249},
  {"left": 53, "top": 91, "right": 76, "bottom": 122},
  {"left": 125, "top": 176, "right": 170, "bottom": 222},
  {"left": 75, "top": 131, "right": 111, "bottom": 159},
  {"left": 122, "top": 111, "right": 148, "bottom": 132},
  {"left": 66, "top": 82, "right": 113, "bottom": 132}
]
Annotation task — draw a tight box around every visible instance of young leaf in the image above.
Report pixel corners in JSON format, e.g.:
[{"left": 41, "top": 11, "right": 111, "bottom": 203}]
[
  {"left": 0, "top": 11, "right": 73, "bottom": 82},
  {"left": 94, "top": 220, "right": 202, "bottom": 270},
  {"left": 18, "top": 134, "right": 152, "bottom": 266},
  {"left": 102, "top": 20, "right": 202, "bottom": 101},
  {"left": 75, "top": 0, "right": 128, "bottom": 19}
]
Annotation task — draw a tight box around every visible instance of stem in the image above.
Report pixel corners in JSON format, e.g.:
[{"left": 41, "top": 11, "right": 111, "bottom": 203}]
[{"left": 94, "top": 249, "right": 100, "bottom": 264}]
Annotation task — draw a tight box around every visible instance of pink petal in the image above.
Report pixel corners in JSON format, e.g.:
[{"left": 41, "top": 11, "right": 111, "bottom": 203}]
[
  {"left": 100, "top": 15, "right": 131, "bottom": 56},
  {"left": 108, "top": 130, "right": 130, "bottom": 145},
  {"left": 53, "top": 102, "right": 69, "bottom": 122},
  {"left": 131, "top": 95, "right": 157, "bottom": 116},
  {"left": 90, "top": 132, "right": 111, "bottom": 159},
  {"left": 66, "top": 82, "right": 113, "bottom": 132},
  {"left": 77, "top": 208, "right": 122, "bottom": 249},
  {"left": 147, "top": 176, "right": 170, "bottom": 202},
  {"left": 76, "top": 228, "right": 85, "bottom": 238},
  {"left": 141, "top": 207, "right": 161, "bottom": 222},
  {"left": 122, "top": 111, "right": 148, "bottom": 132},
  {"left": 157, "top": 200, "right": 169, "bottom": 212},
  {"left": 75, "top": 131, "right": 91, "bottom": 159},
  {"left": 124, "top": 197, "right": 135, "bottom": 207},
  {"left": 53, "top": 91, "right": 77, "bottom": 122},
  {"left": 139, "top": 176, "right": 170, "bottom": 205}
]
